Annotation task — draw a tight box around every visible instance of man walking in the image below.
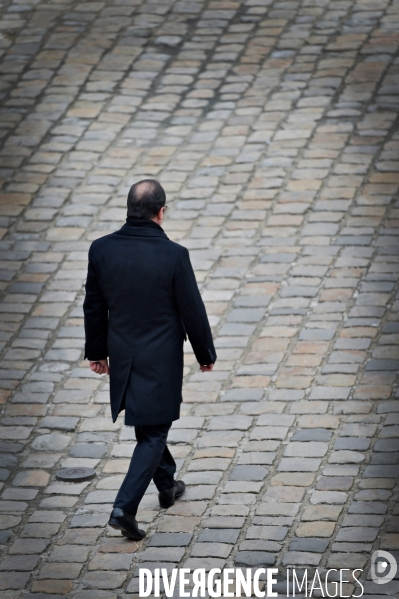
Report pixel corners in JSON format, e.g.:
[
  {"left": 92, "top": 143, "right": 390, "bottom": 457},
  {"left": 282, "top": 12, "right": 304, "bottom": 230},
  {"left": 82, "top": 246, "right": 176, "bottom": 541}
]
[{"left": 83, "top": 179, "right": 216, "bottom": 540}]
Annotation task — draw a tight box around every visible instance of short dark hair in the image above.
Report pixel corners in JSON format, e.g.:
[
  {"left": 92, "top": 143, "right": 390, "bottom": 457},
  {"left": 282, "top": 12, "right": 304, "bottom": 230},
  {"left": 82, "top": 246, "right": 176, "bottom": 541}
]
[{"left": 127, "top": 179, "right": 166, "bottom": 219}]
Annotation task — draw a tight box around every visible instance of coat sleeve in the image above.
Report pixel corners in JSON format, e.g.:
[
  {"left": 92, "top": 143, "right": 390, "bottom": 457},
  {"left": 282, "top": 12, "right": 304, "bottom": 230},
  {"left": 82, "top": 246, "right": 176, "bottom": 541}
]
[
  {"left": 83, "top": 245, "right": 108, "bottom": 361},
  {"left": 173, "top": 247, "right": 217, "bottom": 366}
]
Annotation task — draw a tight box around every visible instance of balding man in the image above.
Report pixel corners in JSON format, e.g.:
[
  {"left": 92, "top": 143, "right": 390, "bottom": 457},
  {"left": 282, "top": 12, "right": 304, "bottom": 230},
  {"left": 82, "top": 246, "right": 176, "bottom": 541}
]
[{"left": 83, "top": 179, "right": 216, "bottom": 540}]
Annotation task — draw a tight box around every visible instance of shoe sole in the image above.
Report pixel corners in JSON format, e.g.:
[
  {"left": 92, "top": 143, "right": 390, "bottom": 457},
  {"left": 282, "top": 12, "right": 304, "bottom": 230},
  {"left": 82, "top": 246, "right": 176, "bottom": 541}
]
[
  {"left": 122, "top": 530, "right": 145, "bottom": 540},
  {"left": 159, "top": 487, "right": 185, "bottom": 509},
  {"left": 108, "top": 518, "right": 145, "bottom": 541}
]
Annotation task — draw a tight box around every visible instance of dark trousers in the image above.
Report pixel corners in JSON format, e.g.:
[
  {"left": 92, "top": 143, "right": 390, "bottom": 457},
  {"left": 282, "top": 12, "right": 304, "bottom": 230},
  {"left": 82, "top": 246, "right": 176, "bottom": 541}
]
[{"left": 113, "top": 422, "right": 176, "bottom": 515}]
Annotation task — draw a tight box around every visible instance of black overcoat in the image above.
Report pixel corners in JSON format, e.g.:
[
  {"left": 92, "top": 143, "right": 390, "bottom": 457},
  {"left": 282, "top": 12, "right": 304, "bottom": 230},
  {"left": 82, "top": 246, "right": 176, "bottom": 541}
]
[{"left": 83, "top": 218, "right": 216, "bottom": 426}]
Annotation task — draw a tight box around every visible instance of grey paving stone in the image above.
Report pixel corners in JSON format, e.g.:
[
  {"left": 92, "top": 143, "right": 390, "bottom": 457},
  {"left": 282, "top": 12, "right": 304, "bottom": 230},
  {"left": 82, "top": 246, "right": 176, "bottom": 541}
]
[
  {"left": 70, "top": 515, "right": 108, "bottom": 528},
  {"left": 198, "top": 529, "right": 240, "bottom": 544},
  {"left": 348, "top": 502, "right": 387, "bottom": 515},
  {"left": 69, "top": 443, "right": 107, "bottom": 458},
  {"left": 339, "top": 424, "right": 377, "bottom": 437},
  {"left": 299, "top": 329, "right": 335, "bottom": 341},
  {"left": 190, "top": 542, "right": 232, "bottom": 558},
  {"left": 229, "top": 466, "right": 268, "bottom": 481},
  {"left": 342, "top": 515, "right": 384, "bottom": 527},
  {"left": 227, "top": 309, "right": 266, "bottom": 323},
  {"left": 73, "top": 593, "right": 117, "bottom": 599},
  {"left": 20, "top": 523, "right": 61, "bottom": 538},
  {"left": 366, "top": 359, "right": 399, "bottom": 371},
  {"left": 184, "top": 472, "right": 222, "bottom": 485},
  {"left": 207, "top": 416, "right": 252, "bottom": 431},
  {"left": 222, "top": 389, "right": 264, "bottom": 402},
  {"left": 219, "top": 324, "right": 256, "bottom": 336},
  {"left": 223, "top": 481, "right": 262, "bottom": 493},
  {"left": 278, "top": 458, "right": 322, "bottom": 472},
  {"left": 9, "top": 539, "right": 50, "bottom": 554},
  {"left": 317, "top": 477, "right": 353, "bottom": 491},
  {"left": 282, "top": 551, "right": 322, "bottom": 566},
  {"left": 0, "top": 442, "right": 23, "bottom": 454},
  {"left": 238, "top": 452, "right": 276, "bottom": 465},
  {"left": 198, "top": 431, "right": 243, "bottom": 447},
  {"left": 49, "top": 546, "right": 90, "bottom": 562},
  {"left": 251, "top": 426, "right": 289, "bottom": 441},
  {"left": 280, "top": 286, "right": 319, "bottom": 298},
  {"left": 331, "top": 542, "right": 372, "bottom": 553},
  {"left": 39, "top": 417, "right": 79, "bottom": 431},
  {"left": 334, "top": 438, "right": 370, "bottom": 450},
  {"left": 141, "top": 546, "right": 185, "bottom": 561},
  {"left": 323, "top": 465, "right": 360, "bottom": 476},
  {"left": 258, "top": 414, "right": 295, "bottom": 426},
  {"left": 202, "top": 517, "right": 245, "bottom": 529},
  {"left": 371, "top": 453, "right": 399, "bottom": 465},
  {"left": 291, "top": 429, "right": 333, "bottom": 441},
  {"left": 289, "top": 538, "right": 329, "bottom": 552},
  {"left": 31, "top": 433, "right": 71, "bottom": 451},
  {"left": 84, "top": 491, "right": 116, "bottom": 504},
  {"left": 234, "top": 296, "right": 271, "bottom": 307},
  {"left": 25, "top": 595, "right": 65, "bottom": 599},
  {"left": 335, "top": 528, "right": 379, "bottom": 543},
  {"left": 239, "top": 540, "right": 281, "bottom": 552},
  {"left": 247, "top": 526, "right": 288, "bottom": 541},
  {"left": 309, "top": 387, "right": 350, "bottom": 400},
  {"left": 364, "top": 466, "right": 399, "bottom": 478},
  {"left": 0, "top": 555, "right": 40, "bottom": 570},
  {"left": 284, "top": 442, "right": 328, "bottom": 457},
  {"left": 374, "top": 439, "right": 399, "bottom": 452},
  {"left": 235, "top": 551, "right": 276, "bottom": 566},
  {"left": 78, "top": 433, "right": 116, "bottom": 443},
  {"left": 0, "top": 531, "right": 12, "bottom": 545}
]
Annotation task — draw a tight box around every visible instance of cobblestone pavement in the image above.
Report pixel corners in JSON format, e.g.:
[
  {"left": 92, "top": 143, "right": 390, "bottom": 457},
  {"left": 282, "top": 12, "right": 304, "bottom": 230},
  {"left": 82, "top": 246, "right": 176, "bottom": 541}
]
[{"left": 0, "top": 0, "right": 399, "bottom": 597}]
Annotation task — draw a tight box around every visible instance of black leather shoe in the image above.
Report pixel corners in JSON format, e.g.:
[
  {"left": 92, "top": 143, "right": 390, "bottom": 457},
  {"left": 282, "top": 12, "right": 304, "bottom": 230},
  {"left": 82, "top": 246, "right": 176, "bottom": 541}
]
[
  {"left": 158, "top": 480, "right": 185, "bottom": 508},
  {"left": 108, "top": 508, "right": 146, "bottom": 540}
]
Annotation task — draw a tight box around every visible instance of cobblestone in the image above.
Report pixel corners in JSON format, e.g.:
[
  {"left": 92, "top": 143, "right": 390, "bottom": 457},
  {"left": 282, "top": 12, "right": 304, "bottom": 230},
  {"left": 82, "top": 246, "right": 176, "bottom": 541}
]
[{"left": 0, "top": 0, "right": 399, "bottom": 595}]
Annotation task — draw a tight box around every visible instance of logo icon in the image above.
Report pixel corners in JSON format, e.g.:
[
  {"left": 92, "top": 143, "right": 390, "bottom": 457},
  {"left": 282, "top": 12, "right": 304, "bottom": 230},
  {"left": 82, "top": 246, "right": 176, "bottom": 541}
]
[{"left": 371, "top": 550, "right": 397, "bottom": 585}]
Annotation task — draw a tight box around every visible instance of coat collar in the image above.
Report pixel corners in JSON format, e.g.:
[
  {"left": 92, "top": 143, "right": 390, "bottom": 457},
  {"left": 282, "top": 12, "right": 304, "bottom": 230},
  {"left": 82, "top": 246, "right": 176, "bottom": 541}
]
[{"left": 117, "top": 218, "right": 168, "bottom": 239}]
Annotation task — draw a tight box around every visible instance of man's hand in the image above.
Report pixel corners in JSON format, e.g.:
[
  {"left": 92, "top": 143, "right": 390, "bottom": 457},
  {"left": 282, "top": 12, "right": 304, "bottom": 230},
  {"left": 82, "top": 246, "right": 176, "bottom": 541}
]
[
  {"left": 200, "top": 363, "right": 214, "bottom": 372},
  {"left": 90, "top": 359, "right": 109, "bottom": 375}
]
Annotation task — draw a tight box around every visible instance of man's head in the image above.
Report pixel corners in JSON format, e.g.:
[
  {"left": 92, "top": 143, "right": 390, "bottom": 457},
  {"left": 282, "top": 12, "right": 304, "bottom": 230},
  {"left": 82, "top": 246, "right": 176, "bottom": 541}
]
[{"left": 127, "top": 179, "right": 166, "bottom": 224}]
